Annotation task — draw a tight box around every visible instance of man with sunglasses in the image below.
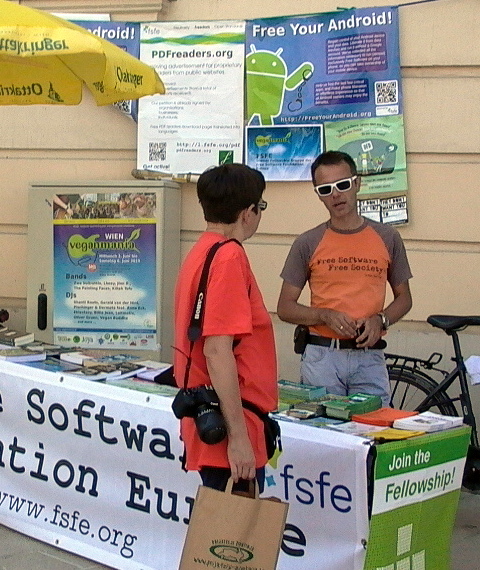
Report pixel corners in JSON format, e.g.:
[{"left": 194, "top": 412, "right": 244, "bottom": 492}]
[{"left": 277, "top": 150, "right": 412, "bottom": 405}]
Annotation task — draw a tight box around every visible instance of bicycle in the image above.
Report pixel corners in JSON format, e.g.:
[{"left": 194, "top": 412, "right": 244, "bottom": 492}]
[{"left": 386, "top": 314, "right": 480, "bottom": 492}]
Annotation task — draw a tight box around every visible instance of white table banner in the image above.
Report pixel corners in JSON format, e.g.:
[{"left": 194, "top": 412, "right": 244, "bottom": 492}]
[{"left": 0, "top": 361, "right": 369, "bottom": 569}]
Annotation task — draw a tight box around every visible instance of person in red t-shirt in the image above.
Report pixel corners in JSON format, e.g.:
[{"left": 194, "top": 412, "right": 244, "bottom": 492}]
[{"left": 174, "top": 164, "right": 278, "bottom": 493}]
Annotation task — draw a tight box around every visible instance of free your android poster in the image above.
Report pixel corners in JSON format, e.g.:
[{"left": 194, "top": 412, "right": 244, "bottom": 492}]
[
  {"left": 245, "top": 6, "right": 406, "bottom": 192},
  {"left": 53, "top": 193, "right": 157, "bottom": 350}
]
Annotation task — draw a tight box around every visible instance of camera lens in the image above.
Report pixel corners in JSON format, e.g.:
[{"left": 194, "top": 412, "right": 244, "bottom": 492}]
[{"left": 195, "top": 405, "right": 227, "bottom": 444}]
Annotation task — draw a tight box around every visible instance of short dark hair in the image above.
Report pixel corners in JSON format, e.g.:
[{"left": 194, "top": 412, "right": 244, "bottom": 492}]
[
  {"left": 311, "top": 150, "right": 357, "bottom": 183},
  {"left": 197, "top": 163, "right": 265, "bottom": 224}
]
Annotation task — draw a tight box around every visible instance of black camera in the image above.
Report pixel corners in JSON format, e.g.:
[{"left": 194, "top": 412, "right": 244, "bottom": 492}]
[{"left": 172, "top": 385, "right": 227, "bottom": 445}]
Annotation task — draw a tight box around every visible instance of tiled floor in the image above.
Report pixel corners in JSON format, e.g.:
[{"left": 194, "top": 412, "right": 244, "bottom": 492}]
[{"left": 1, "top": 491, "right": 479, "bottom": 569}]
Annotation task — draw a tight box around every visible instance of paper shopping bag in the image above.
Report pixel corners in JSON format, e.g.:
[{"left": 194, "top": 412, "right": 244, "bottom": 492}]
[{"left": 179, "top": 479, "right": 289, "bottom": 570}]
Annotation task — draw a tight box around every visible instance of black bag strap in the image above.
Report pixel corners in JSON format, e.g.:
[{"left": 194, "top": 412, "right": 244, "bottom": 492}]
[
  {"left": 241, "top": 399, "right": 268, "bottom": 420},
  {"left": 188, "top": 239, "right": 239, "bottom": 341},
  {"left": 182, "top": 238, "right": 240, "bottom": 390},
  {"left": 242, "top": 399, "right": 282, "bottom": 457}
]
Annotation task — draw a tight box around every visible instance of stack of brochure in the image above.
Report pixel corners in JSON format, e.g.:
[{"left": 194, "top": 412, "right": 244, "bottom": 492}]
[
  {"left": 135, "top": 360, "right": 174, "bottom": 384},
  {"left": 0, "top": 328, "right": 35, "bottom": 347},
  {"left": 392, "top": 411, "right": 464, "bottom": 432},
  {"left": 24, "top": 358, "right": 110, "bottom": 381},
  {"left": 351, "top": 408, "right": 419, "bottom": 427},
  {"left": 0, "top": 348, "right": 46, "bottom": 362},
  {"left": 60, "top": 350, "right": 140, "bottom": 366},
  {"left": 85, "top": 361, "right": 147, "bottom": 380},
  {"left": 278, "top": 379, "right": 326, "bottom": 406},
  {"left": 321, "top": 393, "right": 382, "bottom": 420}
]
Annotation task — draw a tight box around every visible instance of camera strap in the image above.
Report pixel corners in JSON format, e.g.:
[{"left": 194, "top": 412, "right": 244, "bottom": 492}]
[{"left": 182, "top": 238, "right": 241, "bottom": 390}]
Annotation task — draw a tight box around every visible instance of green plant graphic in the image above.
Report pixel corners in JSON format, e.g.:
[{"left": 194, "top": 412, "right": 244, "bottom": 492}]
[{"left": 246, "top": 44, "right": 314, "bottom": 125}]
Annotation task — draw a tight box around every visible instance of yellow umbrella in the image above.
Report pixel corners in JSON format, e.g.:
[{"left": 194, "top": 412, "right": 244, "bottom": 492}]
[{"left": 0, "top": 0, "right": 165, "bottom": 105}]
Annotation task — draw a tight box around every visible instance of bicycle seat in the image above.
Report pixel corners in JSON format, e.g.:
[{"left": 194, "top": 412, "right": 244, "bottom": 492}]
[{"left": 427, "top": 314, "right": 480, "bottom": 332}]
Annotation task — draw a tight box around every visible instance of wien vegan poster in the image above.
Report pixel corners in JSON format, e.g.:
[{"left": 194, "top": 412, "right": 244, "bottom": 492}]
[
  {"left": 52, "top": 193, "right": 157, "bottom": 350},
  {"left": 137, "top": 20, "right": 245, "bottom": 175},
  {"left": 245, "top": 7, "right": 405, "bottom": 190}
]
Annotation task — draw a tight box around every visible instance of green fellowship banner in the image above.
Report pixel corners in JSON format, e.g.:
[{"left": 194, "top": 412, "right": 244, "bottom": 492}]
[{"left": 364, "top": 427, "right": 470, "bottom": 570}]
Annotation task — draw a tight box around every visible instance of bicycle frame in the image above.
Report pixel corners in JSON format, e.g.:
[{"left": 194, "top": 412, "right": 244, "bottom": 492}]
[{"left": 415, "top": 329, "right": 479, "bottom": 448}]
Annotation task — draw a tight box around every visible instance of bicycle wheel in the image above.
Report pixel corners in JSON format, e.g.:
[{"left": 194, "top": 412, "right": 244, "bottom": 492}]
[{"left": 388, "top": 367, "right": 458, "bottom": 415}]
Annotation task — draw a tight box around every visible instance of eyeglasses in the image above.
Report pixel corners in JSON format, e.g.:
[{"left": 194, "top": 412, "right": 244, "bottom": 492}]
[
  {"left": 257, "top": 200, "right": 268, "bottom": 211},
  {"left": 313, "top": 176, "right": 357, "bottom": 197}
]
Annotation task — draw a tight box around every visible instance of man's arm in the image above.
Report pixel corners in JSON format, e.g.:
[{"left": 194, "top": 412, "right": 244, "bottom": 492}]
[
  {"left": 384, "top": 280, "right": 413, "bottom": 325},
  {"left": 203, "top": 335, "right": 256, "bottom": 482},
  {"left": 356, "top": 280, "right": 412, "bottom": 347},
  {"left": 277, "top": 281, "right": 358, "bottom": 338}
]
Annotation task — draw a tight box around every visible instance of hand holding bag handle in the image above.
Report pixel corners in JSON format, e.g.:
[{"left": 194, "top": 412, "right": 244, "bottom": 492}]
[{"left": 179, "top": 478, "right": 289, "bottom": 570}]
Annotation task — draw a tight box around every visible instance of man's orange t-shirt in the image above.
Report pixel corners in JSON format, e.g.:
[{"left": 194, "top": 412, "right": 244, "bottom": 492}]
[{"left": 281, "top": 219, "right": 412, "bottom": 338}]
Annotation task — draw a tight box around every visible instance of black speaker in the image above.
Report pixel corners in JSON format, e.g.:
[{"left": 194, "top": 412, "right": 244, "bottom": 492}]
[{"left": 37, "top": 293, "right": 47, "bottom": 330}]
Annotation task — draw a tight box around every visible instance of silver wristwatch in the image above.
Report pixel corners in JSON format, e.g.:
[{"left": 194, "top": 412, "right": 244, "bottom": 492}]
[{"left": 377, "top": 311, "right": 390, "bottom": 330}]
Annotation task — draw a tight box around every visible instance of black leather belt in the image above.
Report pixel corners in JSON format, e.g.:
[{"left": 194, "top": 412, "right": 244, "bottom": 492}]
[{"left": 307, "top": 334, "right": 386, "bottom": 350}]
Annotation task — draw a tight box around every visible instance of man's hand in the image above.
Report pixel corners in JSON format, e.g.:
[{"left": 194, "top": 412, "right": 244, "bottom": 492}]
[
  {"left": 227, "top": 435, "right": 256, "bottom": 482},
  {"left": 320, "top": 308, "right": 357, "bottom": 338},
  {"left": 355, "top": 314, "right": 383, "bottom": 348},
  {"left": 203, "top": 335, "right": 256, "bottom": 482}
]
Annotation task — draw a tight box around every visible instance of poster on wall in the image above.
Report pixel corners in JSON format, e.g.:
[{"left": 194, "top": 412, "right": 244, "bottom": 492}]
[
  {"left": 72, "top": 20, "right": 140, "bottom": 120},
  {"left": 137, "top": 20, "right": 245, "bottom": 175},
  {"left": 245, "top": 6, "right": 406, "bottom": 190},
  {"left": 52, "top": 193, "right": 158, "bottom": 350},
  {"left": 246, "top": 124, "right": 323, "bottom": 181},
  {"left": 324, "top": 115, "right": 406, "bottom": 195}
]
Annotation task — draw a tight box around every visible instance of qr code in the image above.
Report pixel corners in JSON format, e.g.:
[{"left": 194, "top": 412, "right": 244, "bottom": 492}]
[
  {"left": 149, "top": 142, "right": 167, "bottom": 162},
  {"left": 113, "top": 99, "right": 132, "bottom": 115},
  {"left": 374, "top": 80, "right": 398, "bottom": 105}
]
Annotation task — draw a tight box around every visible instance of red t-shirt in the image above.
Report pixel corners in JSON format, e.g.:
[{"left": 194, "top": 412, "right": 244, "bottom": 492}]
[{"left": 174, "top": 232, "right": 278, "bottom": 470}]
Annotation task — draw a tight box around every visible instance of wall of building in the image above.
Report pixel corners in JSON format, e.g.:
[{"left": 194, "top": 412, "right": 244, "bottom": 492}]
[{"left": 2, "top": 1, "right": 480, "bottom": 415}]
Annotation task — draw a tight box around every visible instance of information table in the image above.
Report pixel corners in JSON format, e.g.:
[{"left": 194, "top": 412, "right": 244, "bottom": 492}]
[{"left": 0, "top": 361, "right": 469, "bottom": 570}]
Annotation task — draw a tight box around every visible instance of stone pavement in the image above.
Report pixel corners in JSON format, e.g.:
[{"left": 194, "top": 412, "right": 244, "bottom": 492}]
[{"left": 1, "top": 491, "right": 479, "bottom": 569}]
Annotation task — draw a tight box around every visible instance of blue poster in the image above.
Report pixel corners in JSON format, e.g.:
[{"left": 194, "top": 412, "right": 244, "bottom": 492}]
[
  {"left": 246, "top": 125, "right": 322, "bottom": 181},
  {"left": 53, "top": 193, "right": 157, "bottom": 350},
  {"left": 74, "top": 21, "right": 140, "bottom": 120},
  {"left": 245, "top": 7, "right": 403, "bottom": 182}
]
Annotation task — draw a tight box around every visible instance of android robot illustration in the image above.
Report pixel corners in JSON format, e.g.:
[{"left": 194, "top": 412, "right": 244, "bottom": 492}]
[{"left": 246, "top": 45, "right": 314, "bottom": 126}]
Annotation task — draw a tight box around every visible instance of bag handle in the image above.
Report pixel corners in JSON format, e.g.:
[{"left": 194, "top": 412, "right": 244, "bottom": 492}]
[{"left": 225, "top": 477, "right": 258, "bottom": 499}]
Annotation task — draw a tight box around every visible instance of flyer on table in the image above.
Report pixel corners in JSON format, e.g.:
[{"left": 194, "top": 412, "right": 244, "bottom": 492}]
[
  {"left": 52, "top": 193, "right": 157, "bottom": 350},
  {"left": 245, "top": 7, "right": 405, "bottom": 186},
  {"left": 137, "top": 20, "right": 245, "bottom": 175}
]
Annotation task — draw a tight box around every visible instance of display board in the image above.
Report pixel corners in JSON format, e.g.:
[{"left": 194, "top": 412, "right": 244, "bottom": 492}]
[{"left": 26, "top": 180, "right": 180, "bottom": 361}]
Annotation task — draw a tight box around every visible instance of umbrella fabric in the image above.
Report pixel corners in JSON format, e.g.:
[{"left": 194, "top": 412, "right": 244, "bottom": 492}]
[{"left": 0, "top": 0, "right": 165, "bottom": 105}]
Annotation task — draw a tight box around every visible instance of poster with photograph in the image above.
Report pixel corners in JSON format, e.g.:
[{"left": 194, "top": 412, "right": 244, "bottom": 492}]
[
  {"left": 137, "top": 20, "right": 245, "bottom": 175},
  {"left": 52, "top": 193, "right": 157, "bottom": 350}
]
